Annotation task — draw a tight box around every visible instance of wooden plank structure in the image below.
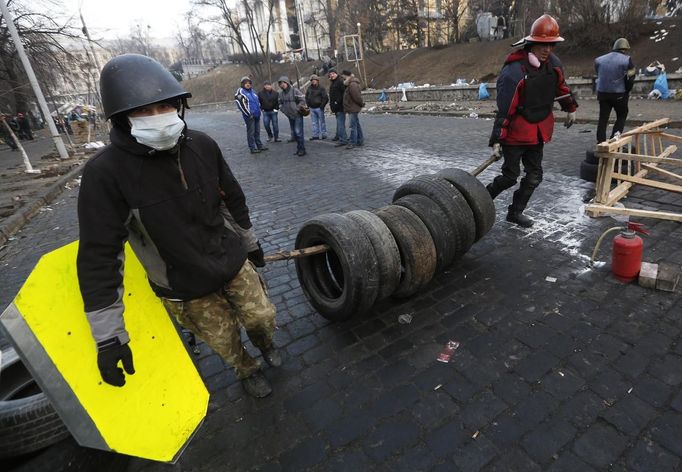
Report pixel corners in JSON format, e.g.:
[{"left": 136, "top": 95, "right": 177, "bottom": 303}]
[{"left": 586, "top": 118, "right": 682, "bottom": 222}]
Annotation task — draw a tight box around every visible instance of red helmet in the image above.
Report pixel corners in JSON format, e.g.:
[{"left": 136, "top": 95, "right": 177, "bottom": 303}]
[{"left": 525, "top": 14, "right": 564, "bottom": 43}]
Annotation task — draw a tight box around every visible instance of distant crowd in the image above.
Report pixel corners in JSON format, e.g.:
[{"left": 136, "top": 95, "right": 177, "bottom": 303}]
[{"left": 234, "top": 69, "right": 365, "bottom": 157}]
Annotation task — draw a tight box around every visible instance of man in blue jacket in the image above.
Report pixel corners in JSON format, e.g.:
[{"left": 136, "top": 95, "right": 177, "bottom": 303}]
[
  {"left": 235, "top": 77, "right": 268, "bottom": 154},
  {"left": 595, "top": 38, "right": 636, "bottom": 143}
]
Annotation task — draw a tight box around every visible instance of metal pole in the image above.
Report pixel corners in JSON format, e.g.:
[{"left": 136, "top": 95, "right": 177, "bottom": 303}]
[
  {"left": 356, "top": 23, "right": 368, "bottom": 88},
  {"left": 1, "top": 117, "right": 40, "bottom": 173},
  {"left": 0, "top": 1, "right": 69, "bottom": 160}
]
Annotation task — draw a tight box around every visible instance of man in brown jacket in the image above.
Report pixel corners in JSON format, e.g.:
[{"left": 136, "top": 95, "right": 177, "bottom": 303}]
[{"left": 341, "top": 70, "right": 364, "bottom": 149}]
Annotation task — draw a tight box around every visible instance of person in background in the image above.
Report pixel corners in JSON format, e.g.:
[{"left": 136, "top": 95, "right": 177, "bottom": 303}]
[
  {"left": 341, "top": 70, "right": 364, "bottom": 149},
  {"left": 305, "top": 74, "right": 328, "bottom": 140},
  {"left": 16, "top": 112, "right": 34, "bottom": 140},
  {"left": 486, "top": 14, "right": 578, "bottom": 228},
  {"left": 327, "top": 69, "right": 347, "bottom": 147},
  {"left": 235, "top": 76, "right": 267, "bottom": 154},
  {"left": 258, "top": 81, "right": 280, "bottom": 143},
  {"left": 77, "top": 54, "right": 280, "bottom": 398},
  {"left": 594, "top": 38, "right": 636, "bottom": 144},
  {"left": 277, "top": 76, "right": 307, "bottom": 156}
]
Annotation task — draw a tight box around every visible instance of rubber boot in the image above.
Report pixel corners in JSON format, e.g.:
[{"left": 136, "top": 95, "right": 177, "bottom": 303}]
[
  {"left": 241, "top": 370, "right": 272, "bottom": 398},
  {"left": 507, "top": 182, "right": 537, "bottom": 227},
  {"left": 506, "top": 210, "right": 534, "bottom": 227},
  {"left": 261, "top": 347, "right": 283, "bottom": 367}
]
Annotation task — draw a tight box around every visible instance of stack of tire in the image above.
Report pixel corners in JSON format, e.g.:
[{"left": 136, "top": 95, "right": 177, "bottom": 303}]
[
  {"left": 0, "top": 346, "right": 128, "bottom": 471},
  {"left": 295, "top": 168, "right": 496, "bottom": 321},
  {"left": 580, "top": 150, "right": 599, "bottom": 182}
]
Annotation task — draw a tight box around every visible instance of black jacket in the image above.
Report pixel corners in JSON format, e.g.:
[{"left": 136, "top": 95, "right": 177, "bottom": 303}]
[
  {"left": 77, "top": 126, "right": 252, "bottom": 344},
  {"left": 305, "top": 84, "right": 328, "bottom": 109},
  {"left": 328, "top": 77, "right": 345, "bottom": 113},
  {"left": 258, "top": 89, "right": 280, "bottom": 111}
]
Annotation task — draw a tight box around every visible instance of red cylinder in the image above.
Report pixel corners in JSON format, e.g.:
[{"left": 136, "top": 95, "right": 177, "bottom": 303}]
[{"left": 612, "top": 232, "right": 643, "bottom": 282}]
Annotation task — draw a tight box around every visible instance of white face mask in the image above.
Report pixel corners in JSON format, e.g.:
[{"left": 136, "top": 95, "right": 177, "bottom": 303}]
[{"left": 128, "top": 111, "right": 185, "bottom": 151}]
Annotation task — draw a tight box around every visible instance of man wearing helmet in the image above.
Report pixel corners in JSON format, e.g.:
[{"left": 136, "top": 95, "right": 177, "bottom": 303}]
[
  {"left": 594, "top": 38, "right": 636, "bottom": 143},
  {"left": 487, "top": 14, "right": 578, "bottom": 228},
  {"left": 77, "top": 54, "right": 280, "bottom": 398}
]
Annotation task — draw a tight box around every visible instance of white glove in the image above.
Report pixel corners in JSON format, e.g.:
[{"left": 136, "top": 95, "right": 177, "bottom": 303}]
[
  {"left": 564, "top": 112, "right": 576, "bottom": 129},
  {"left": 491, "top": 143, "right": 502, "bottom": 160}
]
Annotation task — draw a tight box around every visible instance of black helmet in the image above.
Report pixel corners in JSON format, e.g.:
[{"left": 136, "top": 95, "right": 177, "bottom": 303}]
[{"left": 100, "top": 54, "right": 191, "bottom": 119}]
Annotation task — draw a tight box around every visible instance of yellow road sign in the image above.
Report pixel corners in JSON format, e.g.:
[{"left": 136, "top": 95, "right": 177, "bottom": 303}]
[{"left": 0, "top": 241, "right": 209, "bottom": 462}]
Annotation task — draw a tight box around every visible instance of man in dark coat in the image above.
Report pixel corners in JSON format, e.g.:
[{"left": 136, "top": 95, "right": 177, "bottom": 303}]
[
  {"left": 487, "top": 14, "right": 578, "bottom": 228},
  {"left": 305, "top": 74, "right": 328, "bottom": 140},
  {"left": 77, "top": 54, "right": 280, "bottom": 398},
  {"left": 258, "top": 81, "right": 281, "bottom": 142},
  {"left": 341, "top": 70, "right": 364, "bottom": 149},
  {"left": 328, "top": 69, "right": 347, "bottom": 146}
]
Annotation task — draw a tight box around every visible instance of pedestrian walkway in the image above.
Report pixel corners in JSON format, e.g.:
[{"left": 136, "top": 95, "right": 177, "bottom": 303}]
[{"left": 1, "top": 110, "right": 680, "bottom": 471}]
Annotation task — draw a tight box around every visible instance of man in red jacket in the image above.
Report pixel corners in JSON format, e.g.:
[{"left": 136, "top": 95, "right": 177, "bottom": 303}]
[{"left": 487, "top": 14, "right": 578, "bottom": 227}]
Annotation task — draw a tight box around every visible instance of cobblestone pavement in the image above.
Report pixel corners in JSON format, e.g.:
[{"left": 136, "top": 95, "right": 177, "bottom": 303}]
[{"left": 1, "top": 109, "right": 681, "bottom": 471}]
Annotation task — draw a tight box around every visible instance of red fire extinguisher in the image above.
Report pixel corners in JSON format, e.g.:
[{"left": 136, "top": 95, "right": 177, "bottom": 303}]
[
  {"left": 612, "top": 223, "right": 648, "bottom": 282},
  {"left": 590, "top": 222, "right": 648, "bottom": 282}
]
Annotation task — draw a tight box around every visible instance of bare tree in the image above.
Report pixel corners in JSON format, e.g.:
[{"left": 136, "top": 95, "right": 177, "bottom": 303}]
[
  {"left": 0, "top": 0, "right": 80, "bottom": 113},
  {"left": 441, "top": 0, "right": 469, "bottom": 43},
  {"left": 193, "top": 0, "right": 276, "bottom": 81},
  {"left": 176, "top": 12, "right": 207, "bottom": 63}
]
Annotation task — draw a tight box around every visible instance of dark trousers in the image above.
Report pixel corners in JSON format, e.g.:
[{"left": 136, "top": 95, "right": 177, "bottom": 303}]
[
  {"left": 486, "top": 144, "right": 544, "bottom": 213},
  {"left": 288, "top": 116, "right": 305, "bottom": 152},
  {"left": 243, "top": 115, "right": 263, "bottom": 150},
  {"left": 262, "top": 111, "right": 279, "bottom": 140},
  {"left": 597, "top": 92, "right": 629, "bottom": 144}
]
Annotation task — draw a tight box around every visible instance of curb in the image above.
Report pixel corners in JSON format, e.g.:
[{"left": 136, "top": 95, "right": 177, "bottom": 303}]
[
  {"left": 0, "top": 163, "right": 85, "bottom": 247},
  {"left": 365, "top": 108, "right": 682, "bottom": 128}
]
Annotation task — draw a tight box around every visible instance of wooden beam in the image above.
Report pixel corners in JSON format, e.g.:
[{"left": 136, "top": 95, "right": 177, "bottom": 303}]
[
  {"left": 660, "top": 132, "right": 682, "bottom": 144},
  {"left": 263, "top": 244, "right": 329, "bottom": 262},
  {"left": 595, "top": 145, "right": 679, "bottom": 164},
  {"left": 594, "top": 156, "right": 614, "bottom": 203},
  {"left": 596, "top": 118, "right": 671, "bottom": 152},
  {"left": 586, "top": 204, "right": 682, "bottom": 222},
  {"left": 641, "top": 164, "right": 682, "bottom": 182},
  {"left": 609, "top": 173, "right": 682, "bottom": 194},
  {"left": 605, "top": 168, "right": 651, "bottom": 206}
]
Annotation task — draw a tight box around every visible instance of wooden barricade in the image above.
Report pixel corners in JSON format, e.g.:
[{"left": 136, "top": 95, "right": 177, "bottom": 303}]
[{"left": 586, "top": 118, "right": 682, "bottom": 222}]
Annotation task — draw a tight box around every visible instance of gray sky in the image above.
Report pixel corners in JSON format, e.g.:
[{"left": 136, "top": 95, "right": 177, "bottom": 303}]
[{"left": 64, "top": 0, "right": 196, "bottom": 40}]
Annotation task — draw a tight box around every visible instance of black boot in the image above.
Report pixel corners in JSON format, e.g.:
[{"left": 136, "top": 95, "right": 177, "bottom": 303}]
[
  {"left": 261, "top": 347, "right": 283, "bottom": 367},
  {"left": 506, "top": 210, "right": 534, "bottom": 227},
  {"left": 241, "top": 371, "right": 272, "bottom": 398}
]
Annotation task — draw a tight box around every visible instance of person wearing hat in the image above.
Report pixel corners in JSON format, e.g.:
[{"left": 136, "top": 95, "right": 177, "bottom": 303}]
[
  {"left": 305, "top": 74, "right": 329, "bottom": 140},
  {"left": 258, "top": 81, "right": 281, "bottom": 143},
  {"left": 594, "top": 38, "right": 636, "bottom": 144},
  {"left": 327, "top": 69, "right": 347, "bottom": 145},
  {"left": 341, "top": 69, "right": 364, "bottom": 149},
  {"left": 487, "top": 14, "right": 578, "bottom": 228},
  {"left": 277, "top": 76, "right": 307, "bottom": 156},
  {"left": 235, "top": 76, "right": 267, "bottom": 154},
  {"left": 77, "top": 54, "right": 280, "bottom": 398}
]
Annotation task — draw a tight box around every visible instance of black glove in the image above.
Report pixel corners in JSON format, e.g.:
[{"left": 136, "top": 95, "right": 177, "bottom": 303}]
[
  {"left": 97, "top": 338, "right": 135, "bottom": 387},
  {"left": 248, "top": 241, "right": 266, "bottom": 268}
]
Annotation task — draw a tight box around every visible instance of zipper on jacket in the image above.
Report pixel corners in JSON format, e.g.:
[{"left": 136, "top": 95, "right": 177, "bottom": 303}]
[{"left": 176, "top": 149, "right": 188, "bottom": 190}]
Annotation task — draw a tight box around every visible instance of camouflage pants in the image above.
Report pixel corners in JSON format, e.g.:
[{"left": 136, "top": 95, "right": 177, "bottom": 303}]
[{"left": 162, "top": 261, "right": 276, "bottom": 379}]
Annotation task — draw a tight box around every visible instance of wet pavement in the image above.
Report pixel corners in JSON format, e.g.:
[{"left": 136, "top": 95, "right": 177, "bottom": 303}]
[{"left": 1, "top": 109, "right": 681, "bottom": 471}]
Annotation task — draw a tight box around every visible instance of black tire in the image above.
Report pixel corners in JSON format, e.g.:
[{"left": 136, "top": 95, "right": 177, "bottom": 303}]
[
  {"left": 374, "top": 205, "right": 437, "bottom": 299},
  {"left": 295, "top": 213, "right": 380, "bottom": 321},
  {"left": 345, "top": 210, "right": 401, "bottom": 301},
  {"left": 7, "top": 436, "right": 130, "bottom": 472},
  {"left": 393, "top": 174, "right": 476, "bottom": 259},
  {"left": 0, "top": 348, "right": 70, "bottom": 459},
  {"left": 585, "top": 150, "right": 598, "bottom": 165},
  {"left": 435, "top": 168, "right": 496, "bottom": 241},
  {"left": 580, "top": 160, "right": 598, "bottom": 182},
  {"left": 393, "top": 194, "right": 457, "bottom": 271}
]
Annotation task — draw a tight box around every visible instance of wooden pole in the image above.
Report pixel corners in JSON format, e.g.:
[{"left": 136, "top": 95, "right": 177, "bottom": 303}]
[{"left": 263, "top": 244, "right": 329, "bottom": 262}]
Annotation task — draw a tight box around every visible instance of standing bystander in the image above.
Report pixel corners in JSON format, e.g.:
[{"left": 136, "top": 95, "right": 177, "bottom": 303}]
[
  {"left": 278, "top": 76, "right": 307, "bottom": 156},
  {"left": 235, "top": 76, "right": 268, "bottom": 154},
  {"left": 305, "top": 74, "right": 328, "bottom": 140},
  {"left": 341, "top": 70, "right": 364, "bottom": 149},
  {"left": 258, "top": 81, "right": 281, "bottom": 142},
  {"left": 328, "top": 69, "right": 347, "bottom": 146}
]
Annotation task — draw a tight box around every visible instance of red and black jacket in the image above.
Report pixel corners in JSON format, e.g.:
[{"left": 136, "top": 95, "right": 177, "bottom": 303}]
[{"left": 490, "top": 49, "right": 578, "bottom": 146}]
